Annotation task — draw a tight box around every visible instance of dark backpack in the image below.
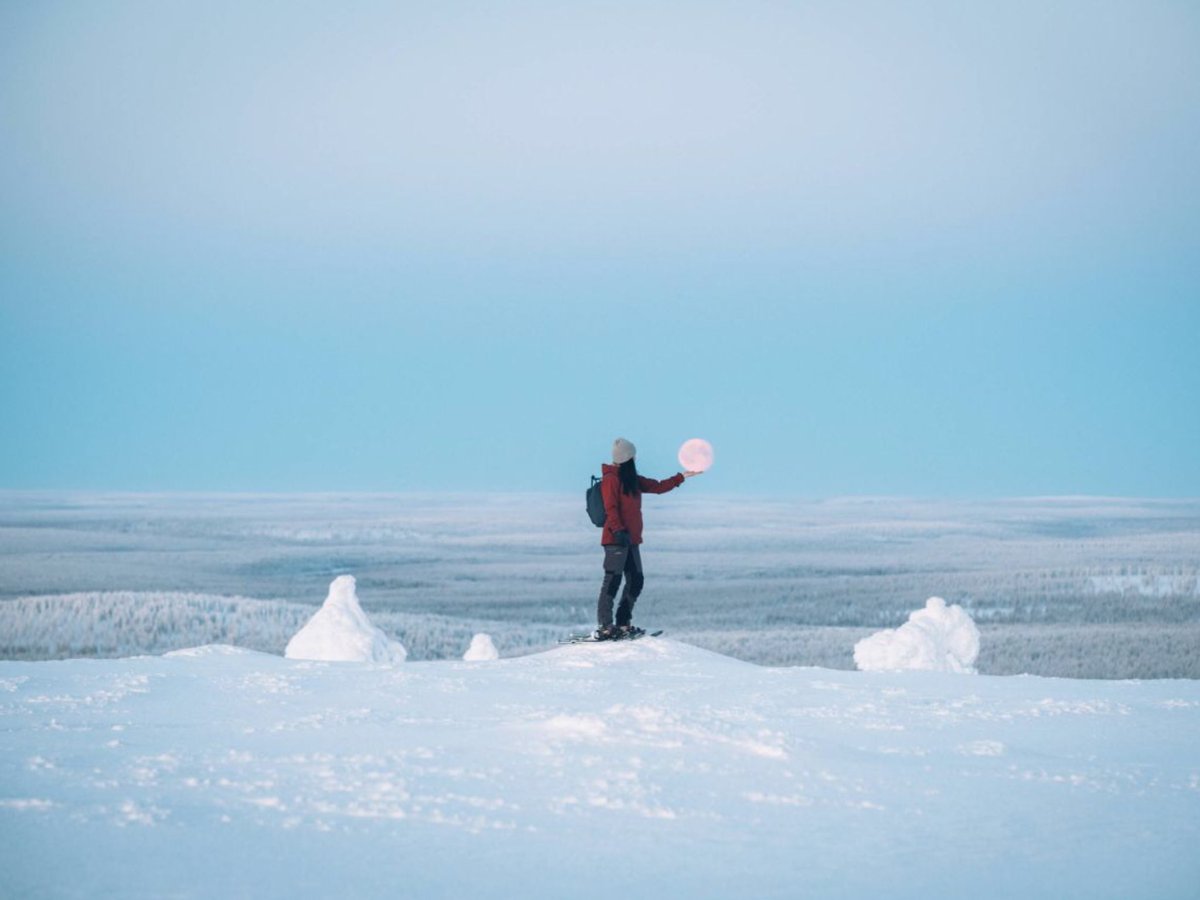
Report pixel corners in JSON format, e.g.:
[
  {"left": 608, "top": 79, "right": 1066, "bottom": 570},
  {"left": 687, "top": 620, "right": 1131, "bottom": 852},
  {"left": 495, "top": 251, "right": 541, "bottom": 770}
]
[{"left": 586, "top": 475, "right": 606, "bottom": 527}]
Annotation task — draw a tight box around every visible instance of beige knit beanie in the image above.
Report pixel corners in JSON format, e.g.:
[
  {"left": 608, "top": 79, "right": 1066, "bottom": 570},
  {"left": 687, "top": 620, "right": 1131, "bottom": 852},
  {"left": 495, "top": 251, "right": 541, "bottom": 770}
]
[{"left": 612, "top": 437, "right": 636, "bottom": 465}]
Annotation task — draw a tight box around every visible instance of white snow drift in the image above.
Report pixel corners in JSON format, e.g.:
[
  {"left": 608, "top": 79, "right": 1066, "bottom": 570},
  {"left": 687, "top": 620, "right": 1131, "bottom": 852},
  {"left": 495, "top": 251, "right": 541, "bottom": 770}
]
[
  {"left": 854, "top": 596, "right": 980, "bottom": 673},
  {"left": 284, "top": 575, "right": 406, "bottom": 664},
  {"left": 463, "top": 632, "right": 499, "bottom": 661}
]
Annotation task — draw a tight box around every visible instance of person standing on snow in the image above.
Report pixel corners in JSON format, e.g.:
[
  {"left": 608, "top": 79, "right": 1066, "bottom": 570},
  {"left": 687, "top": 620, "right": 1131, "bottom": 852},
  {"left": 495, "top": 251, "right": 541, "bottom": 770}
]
[{"left": 595, "top": 437, "right": 701, "bottom": 640}]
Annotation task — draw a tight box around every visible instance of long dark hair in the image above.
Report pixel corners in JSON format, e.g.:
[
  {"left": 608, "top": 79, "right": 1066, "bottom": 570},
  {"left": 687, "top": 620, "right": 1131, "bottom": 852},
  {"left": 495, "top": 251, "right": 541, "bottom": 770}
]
[{"left": 618, "top": 458, "right": 640, "bottom": 496}]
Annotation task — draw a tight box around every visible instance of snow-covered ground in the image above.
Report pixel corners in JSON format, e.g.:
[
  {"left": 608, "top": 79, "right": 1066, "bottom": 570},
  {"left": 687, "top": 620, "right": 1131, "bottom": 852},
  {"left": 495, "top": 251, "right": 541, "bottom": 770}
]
[{"left": 2, "top": 640, "right": 1197, "bottom": 899}]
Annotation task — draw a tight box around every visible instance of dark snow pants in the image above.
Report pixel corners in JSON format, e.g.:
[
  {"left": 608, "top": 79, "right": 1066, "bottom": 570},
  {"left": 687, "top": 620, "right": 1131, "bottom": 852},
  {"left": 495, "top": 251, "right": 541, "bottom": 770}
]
[{"left": 597, "top": 544, "right": 644, "bottom": 628}]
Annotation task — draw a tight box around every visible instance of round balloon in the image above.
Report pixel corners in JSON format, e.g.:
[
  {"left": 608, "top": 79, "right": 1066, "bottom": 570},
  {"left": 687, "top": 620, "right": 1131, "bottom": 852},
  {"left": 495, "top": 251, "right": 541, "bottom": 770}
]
[{"left": 678, "top": 438, "right": 714, "bottom": 472}]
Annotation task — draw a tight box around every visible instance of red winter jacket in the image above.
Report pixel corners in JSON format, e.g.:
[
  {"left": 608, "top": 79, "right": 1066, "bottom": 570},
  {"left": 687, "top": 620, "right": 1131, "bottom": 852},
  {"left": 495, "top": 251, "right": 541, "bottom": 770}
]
[{"left": 600, "top": 463, "right": 685, "bottom": 546}]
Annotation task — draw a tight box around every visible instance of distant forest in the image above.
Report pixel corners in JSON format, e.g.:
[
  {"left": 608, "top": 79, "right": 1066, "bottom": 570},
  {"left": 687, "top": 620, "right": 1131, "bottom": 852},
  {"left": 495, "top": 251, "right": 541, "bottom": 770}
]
[{"left": 2, "top": 493, "right": 1197, "bottom": 678}]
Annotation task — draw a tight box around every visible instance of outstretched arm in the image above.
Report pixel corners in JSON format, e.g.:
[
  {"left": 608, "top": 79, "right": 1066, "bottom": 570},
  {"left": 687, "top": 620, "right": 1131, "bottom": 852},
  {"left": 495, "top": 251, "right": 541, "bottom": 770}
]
[{"left": 638, "top": 473, "right": 687, "bottom": 494}]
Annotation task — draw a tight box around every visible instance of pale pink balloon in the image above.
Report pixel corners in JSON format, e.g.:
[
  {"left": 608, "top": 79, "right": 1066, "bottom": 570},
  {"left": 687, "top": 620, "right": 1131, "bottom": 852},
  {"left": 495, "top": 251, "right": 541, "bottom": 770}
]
[{"left": 678, "top": 438, "right": 714, "bottom": 472}]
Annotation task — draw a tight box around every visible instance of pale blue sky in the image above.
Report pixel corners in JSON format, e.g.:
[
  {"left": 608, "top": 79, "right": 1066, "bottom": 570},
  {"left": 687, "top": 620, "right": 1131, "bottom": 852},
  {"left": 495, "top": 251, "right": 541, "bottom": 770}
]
[{"left": 1, "top": 1, "right": 1197, "bottom": 495}]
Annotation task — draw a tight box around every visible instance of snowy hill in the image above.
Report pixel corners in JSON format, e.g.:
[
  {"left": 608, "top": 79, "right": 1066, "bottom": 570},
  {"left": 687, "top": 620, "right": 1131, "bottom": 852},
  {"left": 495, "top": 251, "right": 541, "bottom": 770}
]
[{"left": 2, "top": 640, "right": 1197, "bottom": 898}]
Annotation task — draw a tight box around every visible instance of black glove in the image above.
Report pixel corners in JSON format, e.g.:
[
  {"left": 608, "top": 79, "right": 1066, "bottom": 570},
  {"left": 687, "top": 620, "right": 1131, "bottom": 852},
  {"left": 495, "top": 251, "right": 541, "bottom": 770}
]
[{"left": 614, "top": 530, "right": 631, "bottom": 548}]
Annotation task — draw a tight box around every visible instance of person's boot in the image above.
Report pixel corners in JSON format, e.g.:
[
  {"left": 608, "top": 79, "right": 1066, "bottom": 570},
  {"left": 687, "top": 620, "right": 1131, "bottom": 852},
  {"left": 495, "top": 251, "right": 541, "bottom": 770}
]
[{"left": 592, "top": 624, "right": 620, "bottom": 641}]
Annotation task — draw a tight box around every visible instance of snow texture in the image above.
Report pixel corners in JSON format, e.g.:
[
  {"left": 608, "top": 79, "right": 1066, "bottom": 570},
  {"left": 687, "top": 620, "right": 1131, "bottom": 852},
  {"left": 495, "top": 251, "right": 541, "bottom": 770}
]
[
  {"left": 854, "top": 596, "right": 980, "bottom": 673},
  {"left": 463, "top": 632, "right": 499, "bottom": 661},
  {"left": 1, "top": 639, "right": 1197, "bottom": 899},
  {"left": 284, "top": 576, "right": 406, "bottom": 664}
]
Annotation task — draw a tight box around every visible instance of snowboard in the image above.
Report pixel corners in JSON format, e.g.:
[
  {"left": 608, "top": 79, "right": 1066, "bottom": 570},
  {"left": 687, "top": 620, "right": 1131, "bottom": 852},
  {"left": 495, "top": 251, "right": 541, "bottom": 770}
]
[{"left": 558, "top": 629, "right": 663, "bottom": 645}]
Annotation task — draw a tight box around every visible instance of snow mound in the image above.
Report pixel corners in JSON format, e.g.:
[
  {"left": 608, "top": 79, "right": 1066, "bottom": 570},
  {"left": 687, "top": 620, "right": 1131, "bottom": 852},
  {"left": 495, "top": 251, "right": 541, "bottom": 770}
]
[
  {"left": 853, "top": 597, "right": 980, "bottom": 673},
  {"left": 463, "top": 633, "right": 499, "bottom": 661},
  {"left": 284, "top": 576, "right": 407, "bottom": 664}
]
